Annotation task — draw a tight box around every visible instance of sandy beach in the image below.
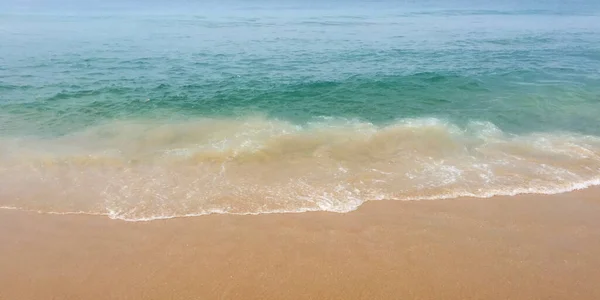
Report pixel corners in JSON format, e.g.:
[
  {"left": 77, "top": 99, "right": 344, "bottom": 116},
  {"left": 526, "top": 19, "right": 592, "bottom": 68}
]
[{"left": 1, "top": 189, "right": 599, "bottom": 300}]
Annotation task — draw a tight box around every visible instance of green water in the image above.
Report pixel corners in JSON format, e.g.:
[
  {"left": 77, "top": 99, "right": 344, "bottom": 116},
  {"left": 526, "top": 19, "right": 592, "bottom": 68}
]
[{"left": 2, "top": 5, "right": 600, "bottom": 135}]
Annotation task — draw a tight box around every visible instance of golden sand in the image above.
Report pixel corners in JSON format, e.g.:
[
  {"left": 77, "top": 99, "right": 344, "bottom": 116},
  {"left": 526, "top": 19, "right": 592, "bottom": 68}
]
[{"left": 1, "top": 189, "right": 600, "bottom": 299}]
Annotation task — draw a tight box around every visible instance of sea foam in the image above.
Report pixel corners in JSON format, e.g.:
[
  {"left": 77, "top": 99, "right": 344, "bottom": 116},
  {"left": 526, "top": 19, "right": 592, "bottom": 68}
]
[{"left": 1, "top": 116, "right": 599, "bottom": 221}]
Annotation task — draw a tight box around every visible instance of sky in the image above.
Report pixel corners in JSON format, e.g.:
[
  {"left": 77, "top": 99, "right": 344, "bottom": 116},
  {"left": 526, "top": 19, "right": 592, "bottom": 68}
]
[{"left": 2, "top": 0, "right": 598, "bottom": 15}]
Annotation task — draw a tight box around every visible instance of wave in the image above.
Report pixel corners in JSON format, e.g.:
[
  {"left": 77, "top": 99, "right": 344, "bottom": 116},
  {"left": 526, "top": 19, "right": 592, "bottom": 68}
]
[
  {"left": 3, "top": 72, "right": 598, "bottom": 138},
  {"left": 1, "top": 116, "right": 600, "bottom": 221}
]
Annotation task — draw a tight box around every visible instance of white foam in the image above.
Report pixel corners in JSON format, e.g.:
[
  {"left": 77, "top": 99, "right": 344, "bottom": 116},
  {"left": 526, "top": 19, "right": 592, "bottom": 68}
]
[
  {"left": 3, "top": 116, "right": 600, "bottom": 221},
  {"left": 2, "top": 176, "right": 599, "bottom": 222}
]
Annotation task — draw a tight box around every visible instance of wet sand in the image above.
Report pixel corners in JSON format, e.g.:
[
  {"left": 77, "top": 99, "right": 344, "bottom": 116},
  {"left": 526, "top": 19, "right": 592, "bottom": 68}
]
[{"left": 1, "top": 189, "right": 600, "bottom": 300}]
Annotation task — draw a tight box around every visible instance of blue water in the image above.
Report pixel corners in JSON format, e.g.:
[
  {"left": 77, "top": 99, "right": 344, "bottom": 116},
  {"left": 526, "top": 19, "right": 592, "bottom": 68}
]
[{"left": 1, "top": 0, "right": 600, "bottom": 220}]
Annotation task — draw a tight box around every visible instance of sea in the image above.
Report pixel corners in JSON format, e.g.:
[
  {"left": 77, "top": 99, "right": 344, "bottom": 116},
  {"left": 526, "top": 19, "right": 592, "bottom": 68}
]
[{"left": 1, "top": 0, "right": 600, "bottom": 221}]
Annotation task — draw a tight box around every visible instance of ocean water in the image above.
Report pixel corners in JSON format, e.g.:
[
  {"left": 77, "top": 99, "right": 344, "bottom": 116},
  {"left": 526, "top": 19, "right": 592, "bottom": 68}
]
[{"left": 1, "top": 0, "right": 600, "bottom": 220}]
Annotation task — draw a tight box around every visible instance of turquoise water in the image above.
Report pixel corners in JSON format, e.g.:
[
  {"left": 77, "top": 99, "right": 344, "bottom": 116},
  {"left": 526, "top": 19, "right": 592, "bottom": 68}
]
[{"left": 1, "top": 1, "right": 600, "bottom": 220}]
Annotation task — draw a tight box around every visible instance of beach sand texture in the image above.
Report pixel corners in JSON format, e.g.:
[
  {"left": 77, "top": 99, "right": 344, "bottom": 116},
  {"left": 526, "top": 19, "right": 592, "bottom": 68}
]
[{"left": 1, "top": 189, "right": 599, "bottom": 300}]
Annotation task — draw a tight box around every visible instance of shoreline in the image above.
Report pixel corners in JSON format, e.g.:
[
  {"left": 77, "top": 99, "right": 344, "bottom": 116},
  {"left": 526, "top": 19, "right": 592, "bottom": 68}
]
[
  {"left": 1, "top": 188, "right": 600, "bottom": 299},
  {"left": 3, "top": 179, "right": 600, "bottom": 221}
]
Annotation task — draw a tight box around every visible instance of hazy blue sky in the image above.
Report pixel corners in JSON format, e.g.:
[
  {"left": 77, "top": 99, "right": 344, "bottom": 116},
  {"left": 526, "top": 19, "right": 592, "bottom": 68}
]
[{"left": 2, "top": 0, "right": 599, "bottom": 15}]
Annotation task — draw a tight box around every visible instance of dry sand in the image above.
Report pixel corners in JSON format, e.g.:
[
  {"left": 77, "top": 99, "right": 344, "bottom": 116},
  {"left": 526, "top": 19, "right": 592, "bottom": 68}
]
[{"left": 1, "top": 189, "right": 600, "bottom": 300}]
